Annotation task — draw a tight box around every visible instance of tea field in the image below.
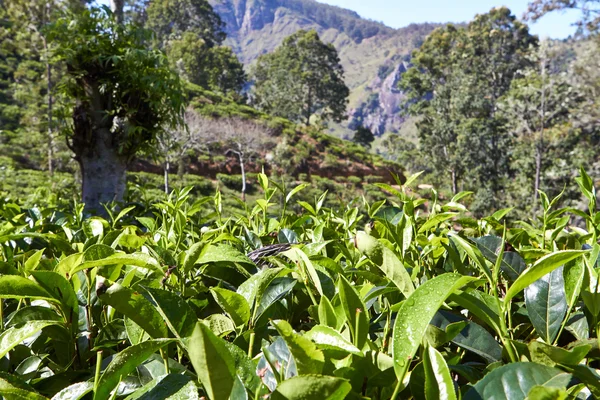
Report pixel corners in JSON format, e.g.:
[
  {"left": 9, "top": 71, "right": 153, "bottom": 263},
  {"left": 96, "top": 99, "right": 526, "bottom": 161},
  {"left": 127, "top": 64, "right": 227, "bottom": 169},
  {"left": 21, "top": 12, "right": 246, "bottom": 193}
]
[{"left": 1, "top": 171, "right": 600, "bottom": 399}]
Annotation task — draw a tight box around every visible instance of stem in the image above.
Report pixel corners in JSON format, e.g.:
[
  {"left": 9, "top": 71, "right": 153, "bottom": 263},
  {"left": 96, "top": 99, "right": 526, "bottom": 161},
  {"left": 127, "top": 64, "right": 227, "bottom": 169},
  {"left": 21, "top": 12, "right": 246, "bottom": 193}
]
[
  {"left": 0, "top": 300, "right": 3, "bottom": 331},
  {"left": 248, "top": 331, "right": 256, "bottom": 358},
  {"left": 497, "top": 299, "right": 519, "bottom": 363},
  {"left": 354, "top": 308, "right": 362, "bottom": 348},
  {"left": 86, "top": 271, "right": 94, "bottom": 350},
  {"left": 305, "top": 281, "right": 318, "bottom": 307},
  {"left": 390, "top": 379, "right": 403, "bottom": 400},
  {"left": 160, "top": 348, "right": 170, "bottom": 374},
  {"left": 94, "top": 351, "right": 103, "bottom": 394}
]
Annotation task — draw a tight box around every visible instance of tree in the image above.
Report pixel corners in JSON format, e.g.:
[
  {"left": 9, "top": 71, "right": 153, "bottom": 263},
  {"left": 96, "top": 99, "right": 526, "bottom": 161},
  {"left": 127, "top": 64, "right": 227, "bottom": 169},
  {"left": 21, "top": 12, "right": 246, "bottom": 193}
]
[
  {"left": 352, "top": 125, "right": 375, "bottom": 148},
  {"left": 193, "top": 117, "right": 276, "bottom": 201},
  {"left": 400, "top": 8, "right": 537, "bottom": 209},
  {"left": 399, "top": 24, "right": 473, "bottom": 194},
  {"left": 49, "top": 8, "right": 184, "bottom": 213},
  {"left": 4, "top": 0, "right": 67, "bottom": 176},
  {"left": 167, "top": 32, "right": 246, "bottom": 96},
  {"left": 252, "top": 30, "right": 350, "bottom": 125},
  {"left": 500, "top": 40, "right": 576, "bottom": 212},
  {"left": 157, "top": 107, "right": 204, "bottom": 194},
  {"left": 146, "top": 0, "right": 245, "bottom": 96},
  {"left": 527, "top": 0, "right": 600, "bottom": 32},
  {"left": 0, "top": 2, "right": 24, "bottom": 135},
  {"left": 146, "top": 0, "right": 225, "bottom": 47}
]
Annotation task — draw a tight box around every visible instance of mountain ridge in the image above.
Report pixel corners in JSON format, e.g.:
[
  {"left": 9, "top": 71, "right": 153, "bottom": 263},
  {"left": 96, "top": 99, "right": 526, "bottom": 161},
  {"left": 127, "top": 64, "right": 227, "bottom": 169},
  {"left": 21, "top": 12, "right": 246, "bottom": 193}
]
[{"left": 208, "top": 0, "right": 439, "bottom": 137}]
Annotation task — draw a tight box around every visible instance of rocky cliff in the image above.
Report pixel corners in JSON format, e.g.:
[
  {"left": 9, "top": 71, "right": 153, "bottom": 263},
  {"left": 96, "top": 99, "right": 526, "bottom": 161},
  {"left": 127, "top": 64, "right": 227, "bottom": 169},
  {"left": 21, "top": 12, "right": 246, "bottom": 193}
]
[{"left": 208, "top": 0, "right": 438, "bottom": 137}]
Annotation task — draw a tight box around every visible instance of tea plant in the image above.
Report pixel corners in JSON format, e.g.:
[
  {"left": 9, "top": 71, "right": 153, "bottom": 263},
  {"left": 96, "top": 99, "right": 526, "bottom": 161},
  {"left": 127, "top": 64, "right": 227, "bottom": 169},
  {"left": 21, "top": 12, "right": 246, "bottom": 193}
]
[{"left": 0, "top": 169, "right": 599, "bottom": 399}]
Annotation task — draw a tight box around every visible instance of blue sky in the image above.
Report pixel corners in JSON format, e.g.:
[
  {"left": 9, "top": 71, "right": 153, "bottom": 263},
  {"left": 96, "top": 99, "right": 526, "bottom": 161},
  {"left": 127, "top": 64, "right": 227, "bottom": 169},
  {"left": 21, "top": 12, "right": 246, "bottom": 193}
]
[
  {"left": 317, "top": 0, "right": 580, "bottom": 39},
  {"left": 96, "top": 0, "right": 580, "bottom": 39}
]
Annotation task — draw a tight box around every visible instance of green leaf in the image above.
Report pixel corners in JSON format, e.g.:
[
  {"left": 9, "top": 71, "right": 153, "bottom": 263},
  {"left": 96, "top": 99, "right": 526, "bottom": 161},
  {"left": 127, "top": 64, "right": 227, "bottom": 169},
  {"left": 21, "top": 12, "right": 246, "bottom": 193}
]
[
  {"left": 254, "top": 277, "right": 296, "bottom": 322},
  {"left": 124, "top": 317, "right": 151, "bottom": 345},
  {"left": 51, "top": 382, "right": 93, "bottom": 400},
  {"left": 197, "top": 244, "right": 253, "bottom": 266},
  {"left": 283, "top": 247, "right": 323, "bottom": 296},
  {"left": 238, "top": 267, "right": 289, "bottom": 311},
  {"left": 423, "top": 346, "right": 456, "bottom": 400},
  {"left": 188, "top": 322, "right": 235, "bottom": 400},
  {"left": 355, "top": 233, "right": 414, "bottom": 296},
  {"left": 143, "top": 287, "right": 198, "bottom": 339},
  {"left": 505, "top": 250, "right": 588, "bottom": 305},
  {"left": 528, "top": 341, "right": 591, "bottom": 367},
  {"left": 431, "top": 310, "right": 502, "bottom": 363},
  {"left": 286, "top": 183, "right": 309, "bottom": 203},
  {"left": 69, "top": 253, "right": 163, "bottom": 277},
  {"left": 524, "top": 267, "right": 568, "bottom": 343},
  {"left": 0, "top": 275, "right": 57, "bottom": 303},
  {"left": 182, "top": 242, "right": 207, "bottom": 273},
  {"left": 564, "top": 260, "right": 585, "bottom": 308},
  {"left": 450, "top": 236, "right": 493, "bottom": 283},
  {"left": 0, "top": 320, "right": 62, "bottom": 358},
  {"left": 30, "top": 271, "right": 79, "bottom": 329},
  {"left": 98, "top": 281, "right": 169, "bottom": 339},
  {"left": 418, "top": 212, "right": 458, "bottom": 233},
  {"left": 272, "top": 320, "right": 324, "bottom": 375},
  {"left": 113, "top": 206, "right": 136, "bottom": 226},
  {"left": 124, "top": 374, "right": 198, "bottom": 400},
  {"left": 392, "top": 273, "right": 477, "bottom": 381},
  {"left": 318, "top": 295, "right": 343, "bottom": 330},
  {"left": 84, "top": 244, "right": 115, "bottom": 261},
  {"left": 304, "top": 325, "right": 362, "bottom": 356},
  {"left": 23, "top": 249, "right": 45, "bottom": 273},
  {"left": 502, "top": 252, "right": 527, "bottom": 282},
  {"left": 464, "top": 362, "right": 565, "bottom": 400},
  {"left": 337, "top": 275, "right": 368, "bottom": 350},
  {"left": 526, "top": 386, "right": 567, "bottom": 400},
  {"left": 278, "top": 229, "right": 299, "bottom": 244},
  {"left": 94, "top": 339, "right": 175, "bottom": 400},
  {"left": 210, "top": 287, "right": 251, "bottom": 327},
  {"left": 0, "top": 371, "right": 48, "bottom": 400},
  {"left": 449, "top": 289, "right": 502, "bottom": 336},
  {"left": 270, "top": 375, "right": 351, "bottom": 400},
  {"left": 6, "top": 306, "right": 62, "bottom": 328}
]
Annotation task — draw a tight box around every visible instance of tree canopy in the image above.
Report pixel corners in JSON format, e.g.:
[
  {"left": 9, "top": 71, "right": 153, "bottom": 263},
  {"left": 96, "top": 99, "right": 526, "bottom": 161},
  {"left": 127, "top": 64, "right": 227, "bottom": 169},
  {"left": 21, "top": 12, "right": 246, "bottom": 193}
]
[
  {"left": 252, "top": 30, "right": 350, "bottom": 125},
  {"left": 49, "top": 7, "right": 184, "bottom": 212},
  {"left": 400, "top": 7, "right": 537, "bottom": 211}
]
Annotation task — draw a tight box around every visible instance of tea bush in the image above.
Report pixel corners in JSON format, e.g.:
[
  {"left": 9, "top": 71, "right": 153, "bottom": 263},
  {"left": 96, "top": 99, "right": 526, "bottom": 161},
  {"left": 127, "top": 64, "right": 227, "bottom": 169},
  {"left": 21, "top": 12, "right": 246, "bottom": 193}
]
[{"left": 1, "top": 170, "right": 600, "bottom": 399}]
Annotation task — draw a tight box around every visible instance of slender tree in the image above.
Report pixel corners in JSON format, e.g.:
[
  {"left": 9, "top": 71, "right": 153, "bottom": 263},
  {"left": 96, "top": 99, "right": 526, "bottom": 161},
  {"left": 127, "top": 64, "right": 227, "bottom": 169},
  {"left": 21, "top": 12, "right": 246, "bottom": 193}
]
[
  {"left": 500, "top": 41, "right": 575, "bottom": 211},
  {"left": 252, "top": 30, "right": 350, "bottom": 125}
]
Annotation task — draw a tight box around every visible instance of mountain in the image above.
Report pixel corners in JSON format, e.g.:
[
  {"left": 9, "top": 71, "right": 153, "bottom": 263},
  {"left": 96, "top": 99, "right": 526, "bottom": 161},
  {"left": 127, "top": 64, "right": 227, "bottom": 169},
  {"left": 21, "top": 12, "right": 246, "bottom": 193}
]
[{"left": 208, "top": 0, "right": 439, "bottom": 137}]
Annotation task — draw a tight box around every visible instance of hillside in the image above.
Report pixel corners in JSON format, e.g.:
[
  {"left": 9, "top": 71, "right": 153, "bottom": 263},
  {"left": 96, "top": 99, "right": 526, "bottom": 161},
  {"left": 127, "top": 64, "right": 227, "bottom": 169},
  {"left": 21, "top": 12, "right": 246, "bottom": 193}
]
[{"left": 209, "top": 0, "right": 439, "bottom": 137}]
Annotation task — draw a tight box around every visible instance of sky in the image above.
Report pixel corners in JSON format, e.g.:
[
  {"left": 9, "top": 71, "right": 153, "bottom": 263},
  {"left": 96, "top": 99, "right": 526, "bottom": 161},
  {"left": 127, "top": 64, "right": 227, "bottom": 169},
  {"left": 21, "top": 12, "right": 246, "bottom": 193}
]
[
  {"left": 316, "top": 0, "right": 580, "bottom": 39},
  {"left": 96, "top": 0, "right": 581, "bottom": 39}
]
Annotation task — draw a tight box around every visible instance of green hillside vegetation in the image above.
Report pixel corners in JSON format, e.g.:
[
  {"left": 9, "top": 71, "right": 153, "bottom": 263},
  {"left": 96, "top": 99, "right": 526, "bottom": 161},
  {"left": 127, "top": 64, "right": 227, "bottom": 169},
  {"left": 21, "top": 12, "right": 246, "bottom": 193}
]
[
  {"left": 210, "top": 0, "right": 440, "bottom": 137},
  {"left": 1, "top": 81, "right": 403, "bottom": 211}
]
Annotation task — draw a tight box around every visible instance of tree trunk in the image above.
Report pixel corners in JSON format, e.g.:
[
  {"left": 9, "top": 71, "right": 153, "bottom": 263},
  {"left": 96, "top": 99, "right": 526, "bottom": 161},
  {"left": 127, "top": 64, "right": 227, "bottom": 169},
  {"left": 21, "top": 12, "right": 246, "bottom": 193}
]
[
  {"left": 110, "top": 0, "right": 125, "bottom": 23},
  {"left": 42, "top": 36, "right": 54, "bottom": 177},
  {"left": 451, "top": 168, "right": 458, "bottom": 195},
  {"left": 177, "top": 157, "right": 185, "bottom": 181},
  {"left": 164, "top": 159, "right": 170, "bottom": 194},
  {"left": 79, "top": 128, "right": 127, "bottom": 215},
  {"left": 239, "top": 153, "right": 246, "bottom": 203}
]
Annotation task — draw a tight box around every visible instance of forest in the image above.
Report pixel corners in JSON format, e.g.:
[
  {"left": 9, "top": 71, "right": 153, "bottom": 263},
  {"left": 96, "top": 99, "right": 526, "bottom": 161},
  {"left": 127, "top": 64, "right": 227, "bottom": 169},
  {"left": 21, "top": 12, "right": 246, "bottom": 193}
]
[{"left": 1, "top": 0, "right": 600, "bottom": 399}]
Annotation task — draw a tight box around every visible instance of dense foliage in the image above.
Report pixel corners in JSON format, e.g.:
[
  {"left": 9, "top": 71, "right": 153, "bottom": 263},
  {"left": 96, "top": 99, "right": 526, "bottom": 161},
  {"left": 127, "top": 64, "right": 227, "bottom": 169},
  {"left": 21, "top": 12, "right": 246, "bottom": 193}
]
[
  {"left": 1, "top": 171, "right": 600, "bottom": 399},
  {"left": 252, "top": 30, "right": 350, "bottom": 126},
  {"left": 48, "top": 7, "right": 184, "bottom": 213},
  {"left": 399, "top": 7, "right": 600, "bottom": 218}
]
